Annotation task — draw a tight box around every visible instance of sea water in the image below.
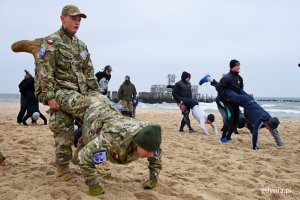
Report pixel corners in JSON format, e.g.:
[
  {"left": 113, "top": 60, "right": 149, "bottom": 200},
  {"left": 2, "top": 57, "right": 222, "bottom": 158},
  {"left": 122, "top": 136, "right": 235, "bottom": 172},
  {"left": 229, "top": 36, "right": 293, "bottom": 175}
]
[
  {"left": 1, "top": 94, "right": 299, "bottom": 120},
  {"left": 139, "top": 98, "right": 300, "bottom": 120}
]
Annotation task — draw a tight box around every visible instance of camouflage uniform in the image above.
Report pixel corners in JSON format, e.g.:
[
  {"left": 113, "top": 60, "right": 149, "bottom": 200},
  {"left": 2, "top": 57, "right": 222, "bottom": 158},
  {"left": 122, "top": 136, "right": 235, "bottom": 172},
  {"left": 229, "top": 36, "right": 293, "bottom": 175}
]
[
  {"left": 36, "top": 26, "right": 99, "bottom": 164},
  {"left": 36, "top": 27, "right": 162, "bottom": 186},
  {"left": 77, "top": 97, "right": 162, "bottom": 187},
  {"left": 51, "top": 89, "right": 162, "bottom": 187}
]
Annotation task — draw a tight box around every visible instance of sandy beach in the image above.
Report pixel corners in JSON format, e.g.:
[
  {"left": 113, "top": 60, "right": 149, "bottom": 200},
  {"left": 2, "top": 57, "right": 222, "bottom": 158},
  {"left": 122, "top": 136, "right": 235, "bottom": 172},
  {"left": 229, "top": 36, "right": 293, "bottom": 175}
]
[{"left": 0, "top": 102, "right": 299, "bottom": 200}]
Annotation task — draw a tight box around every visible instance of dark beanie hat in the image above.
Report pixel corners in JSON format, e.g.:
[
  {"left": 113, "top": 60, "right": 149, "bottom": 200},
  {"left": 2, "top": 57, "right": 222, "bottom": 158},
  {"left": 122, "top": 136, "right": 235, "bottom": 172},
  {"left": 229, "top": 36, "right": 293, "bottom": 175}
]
[
  {"left": 207, "top": 114, "right": 215, "bottom": 122},
  {"left": 134, "top": 125, "right": 162, "bottom": 151},
  {"left": 267, "top": 117, "right": 280, "bottom": 129},
  {"left": 229, "top": 59, "right": 240, "bottom": 68}
]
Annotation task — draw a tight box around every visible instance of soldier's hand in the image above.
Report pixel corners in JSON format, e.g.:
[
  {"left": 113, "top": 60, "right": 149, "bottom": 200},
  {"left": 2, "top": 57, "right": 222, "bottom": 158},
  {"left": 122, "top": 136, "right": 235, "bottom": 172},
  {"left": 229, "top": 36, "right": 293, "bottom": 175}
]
[
  {"left": 48, "top": 99, "right": 60, "bottom": 110},
  {"left": 143, "top": 179, "right": 157, "bottom": 190}
]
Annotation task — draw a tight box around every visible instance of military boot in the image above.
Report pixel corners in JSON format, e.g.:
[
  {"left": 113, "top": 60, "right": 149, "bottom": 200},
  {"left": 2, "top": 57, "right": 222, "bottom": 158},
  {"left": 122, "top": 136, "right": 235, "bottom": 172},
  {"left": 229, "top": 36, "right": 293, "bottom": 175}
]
[
  {"left": 89, "top": 184, "right": 105, "bottom": 196},
  {"left": 11, "top": 38, "right": 43, "bottom": 63},
  {"left": 56, "top": 163, "right": 72, "bottom": 181},
  {"left": 144, "top": 169, "right": 159, "bottom": 189}
]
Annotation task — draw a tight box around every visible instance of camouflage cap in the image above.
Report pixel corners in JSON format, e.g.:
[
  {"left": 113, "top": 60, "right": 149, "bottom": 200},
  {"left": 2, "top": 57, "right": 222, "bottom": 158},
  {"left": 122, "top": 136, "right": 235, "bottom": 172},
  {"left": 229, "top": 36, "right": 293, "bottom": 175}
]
[{"left": 61, "top": 5, "right": 87, "bottom": 18}]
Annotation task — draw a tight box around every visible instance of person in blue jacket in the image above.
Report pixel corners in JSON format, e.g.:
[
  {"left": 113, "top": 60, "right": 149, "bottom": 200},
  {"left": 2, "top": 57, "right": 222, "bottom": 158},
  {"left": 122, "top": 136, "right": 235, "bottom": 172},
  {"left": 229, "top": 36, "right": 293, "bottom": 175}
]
[{"left": 223, "top": 89, "right": 284, "bottom": 150}]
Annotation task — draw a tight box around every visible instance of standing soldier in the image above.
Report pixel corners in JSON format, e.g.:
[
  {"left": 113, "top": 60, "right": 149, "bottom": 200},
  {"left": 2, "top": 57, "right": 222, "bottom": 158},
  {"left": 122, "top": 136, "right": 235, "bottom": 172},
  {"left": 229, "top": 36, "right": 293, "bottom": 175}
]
[
  {"left": 118, "top": 75, "right": 137, "bottom": 114},
  {"left": 13, "top": 5, "right": 163, "bottom": 196}
]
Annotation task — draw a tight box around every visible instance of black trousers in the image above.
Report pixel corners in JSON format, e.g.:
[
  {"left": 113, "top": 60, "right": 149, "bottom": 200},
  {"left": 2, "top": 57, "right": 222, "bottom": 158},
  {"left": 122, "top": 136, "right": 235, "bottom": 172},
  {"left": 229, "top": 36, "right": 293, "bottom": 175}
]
[
  {"left": 17, "top": 96, "right": 27, "bottom": 123},
  {"left": 221, "top": 102, "right": 239, "bottom": 139},
  {"left": 180, "top": 110, "right": 192, "bottom": 130}
]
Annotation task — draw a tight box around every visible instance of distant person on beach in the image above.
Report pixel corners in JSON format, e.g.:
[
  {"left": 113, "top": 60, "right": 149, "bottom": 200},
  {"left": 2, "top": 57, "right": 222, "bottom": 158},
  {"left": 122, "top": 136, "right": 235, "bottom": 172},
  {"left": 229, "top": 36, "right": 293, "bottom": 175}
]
[
  {"left": 0, "top": 151, "right": 6, "bottom": 166},
  {"left": 172, "top": 71, "right": 217, "bottom": 135},
  {"left": 221, "top": 90, "right": 284, "bottom": 150},
  {"left": 18, "top": 73, "right": 47, "bottom": 126},
  {"left": 95, "top": 65, "right": 112, "bottom": 96},
  {"left": 20, "top": 5, "right": 163, "bottom": 196},
  {"left": 215, "top": 60, "right": 246, "bottom": 143},
  {"left": 18, "top": 70, "right": 47, "bottom": 126},
  {"left": 118, "top": 75, "right": 137, "bottom": 115},
  {"left": 17, "top": 70, "right": 32, "bottom": 124}
]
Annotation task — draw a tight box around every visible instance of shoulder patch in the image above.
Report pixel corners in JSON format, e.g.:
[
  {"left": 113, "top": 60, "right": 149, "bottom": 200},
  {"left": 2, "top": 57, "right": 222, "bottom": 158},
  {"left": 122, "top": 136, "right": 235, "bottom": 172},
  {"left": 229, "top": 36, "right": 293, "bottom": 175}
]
[
  {"left": 38, "top": 48, "right": 46, "bottom": 58},
  {"left": 93, "top": 151, "right": 107, "bottom": 164},
  {"left": 80, "top": 50, "right": 89, "bottom": 59}
]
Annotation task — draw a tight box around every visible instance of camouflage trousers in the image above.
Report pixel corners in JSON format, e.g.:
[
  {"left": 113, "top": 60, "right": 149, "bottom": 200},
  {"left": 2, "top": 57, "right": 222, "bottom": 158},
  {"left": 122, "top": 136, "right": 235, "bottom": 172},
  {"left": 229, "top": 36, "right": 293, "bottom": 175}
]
[
  {"left": 53, "top": 89, "right": 162, "bottom": 186},
  {"left": 48, "top": 90, "right": 104, "bottom": 164}
]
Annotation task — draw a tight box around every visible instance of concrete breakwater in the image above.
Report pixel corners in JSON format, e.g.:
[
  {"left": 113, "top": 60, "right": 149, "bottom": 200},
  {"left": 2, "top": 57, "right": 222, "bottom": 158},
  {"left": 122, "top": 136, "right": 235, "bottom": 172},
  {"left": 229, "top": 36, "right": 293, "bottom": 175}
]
[{"left": 110, "top": 91, "right": 215, "bottom": 104}]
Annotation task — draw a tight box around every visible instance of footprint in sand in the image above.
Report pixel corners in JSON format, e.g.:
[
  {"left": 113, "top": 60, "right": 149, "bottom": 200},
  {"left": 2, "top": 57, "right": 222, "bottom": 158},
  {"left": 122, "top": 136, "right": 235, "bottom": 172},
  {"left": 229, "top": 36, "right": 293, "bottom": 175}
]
[
  {"left": 134, "top": 191, "right": 159, "bottom": 200},
  {"left": 201, "top": 190, "right": 235, "bottom": 200}
]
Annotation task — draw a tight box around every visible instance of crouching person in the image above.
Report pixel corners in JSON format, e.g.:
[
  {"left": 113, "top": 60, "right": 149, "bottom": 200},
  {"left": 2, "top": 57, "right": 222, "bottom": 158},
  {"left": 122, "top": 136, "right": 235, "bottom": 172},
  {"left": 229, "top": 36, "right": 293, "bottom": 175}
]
[
  {"left": 77, "top": 124, "right": 162, "bottom": 196},
  {"left": 69, "top": 102, "right": 162, "bottom": 196},
  {"left": 223, "top": 89, "right": 284, "bottom": 150}
]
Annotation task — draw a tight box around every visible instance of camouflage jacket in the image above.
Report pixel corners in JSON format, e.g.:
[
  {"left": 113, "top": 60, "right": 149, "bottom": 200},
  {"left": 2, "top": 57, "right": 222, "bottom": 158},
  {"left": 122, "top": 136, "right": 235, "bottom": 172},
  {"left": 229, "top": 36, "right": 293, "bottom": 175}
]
[
  {"left": 81, "top": 101, "right": 151, "bottom": 164},
  {"left": 35, "top": 26, "right": 99, "bottom": 105}
]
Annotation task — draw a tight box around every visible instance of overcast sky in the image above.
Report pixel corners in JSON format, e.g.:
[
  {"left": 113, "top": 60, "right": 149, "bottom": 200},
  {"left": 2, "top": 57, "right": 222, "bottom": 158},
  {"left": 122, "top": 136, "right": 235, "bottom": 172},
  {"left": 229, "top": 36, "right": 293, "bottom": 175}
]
[{"left": 1, "top": 0, "right": 299, "bottom": 98}]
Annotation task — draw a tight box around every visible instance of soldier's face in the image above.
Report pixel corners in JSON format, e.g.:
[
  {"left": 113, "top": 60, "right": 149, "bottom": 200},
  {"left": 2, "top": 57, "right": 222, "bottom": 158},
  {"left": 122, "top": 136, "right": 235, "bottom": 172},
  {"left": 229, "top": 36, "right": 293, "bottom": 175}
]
[
  {"left": 136, "top": 145, "right": 154, "bottom": 158},
  {"left": 61, "top": 15, "right": 82, "bottom": 35}
]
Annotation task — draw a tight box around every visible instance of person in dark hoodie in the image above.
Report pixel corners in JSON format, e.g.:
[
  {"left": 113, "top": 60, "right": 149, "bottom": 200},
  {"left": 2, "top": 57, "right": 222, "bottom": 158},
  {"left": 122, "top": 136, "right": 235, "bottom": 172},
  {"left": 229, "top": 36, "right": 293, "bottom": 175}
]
[
  {"left": 118, "top": 75, "right": 137, "bottom": 114},
  {"left": 222, "top": 89, "right": 284, "bottom": 150},
  {"left": 216, "top": 60, "right": 247, "bottom": 143},
  {"left": 17, "top": 70, "right": 32, "bottom": 124},
  {"left": 95, "top": 65, "right": 112, "bottom": 96},
  {"left": 172, "top": 71, "right": 216, "bottom": 135},
  {"left": 172, "top": 71, "right": 196, "bottom": 133},
  {"left": 20, "top": 76, "right": 47, "bottom": 126}
]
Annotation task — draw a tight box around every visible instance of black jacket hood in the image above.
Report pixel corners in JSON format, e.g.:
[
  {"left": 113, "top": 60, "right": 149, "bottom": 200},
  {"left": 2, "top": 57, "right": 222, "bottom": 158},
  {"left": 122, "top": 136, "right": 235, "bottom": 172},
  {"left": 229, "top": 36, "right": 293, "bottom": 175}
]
[{"left": 181, "top": 71, "right": 191, "bottom": 81}]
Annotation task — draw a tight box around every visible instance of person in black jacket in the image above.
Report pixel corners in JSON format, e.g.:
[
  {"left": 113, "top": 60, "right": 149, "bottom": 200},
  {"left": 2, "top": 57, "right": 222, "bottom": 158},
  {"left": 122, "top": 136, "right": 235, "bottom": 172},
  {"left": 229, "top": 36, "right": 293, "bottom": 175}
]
[
  {"left": 95, "top": 65, "right": 112, "bottom": 96},
  {"left": 216, "top": 60, "right": 247, "bottom": 143},
  {"left": 17, "top": 70, "right": 32, "bottom": 123},
  {"left": 172, "top": 71, "right": 197, "bottom": 133},
  {"left": 200, "top": 74, "right": 243, "bottom": 134},
  {"left": 20, "top": 76, "right": 47, "bottom": 126}
]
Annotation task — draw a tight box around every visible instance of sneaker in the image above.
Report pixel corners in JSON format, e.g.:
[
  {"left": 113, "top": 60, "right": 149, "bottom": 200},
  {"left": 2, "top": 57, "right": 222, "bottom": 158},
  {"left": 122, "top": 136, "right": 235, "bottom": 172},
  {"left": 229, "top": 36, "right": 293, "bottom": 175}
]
[
  {"left": 179, "top": 129, "right": 184, "bottom": 133},
  {"left": 199, "top": 74, "right": 211, "bottom": 85},
  {"left": 219, "top": 137, "right": 229, "bottom": 143}
]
